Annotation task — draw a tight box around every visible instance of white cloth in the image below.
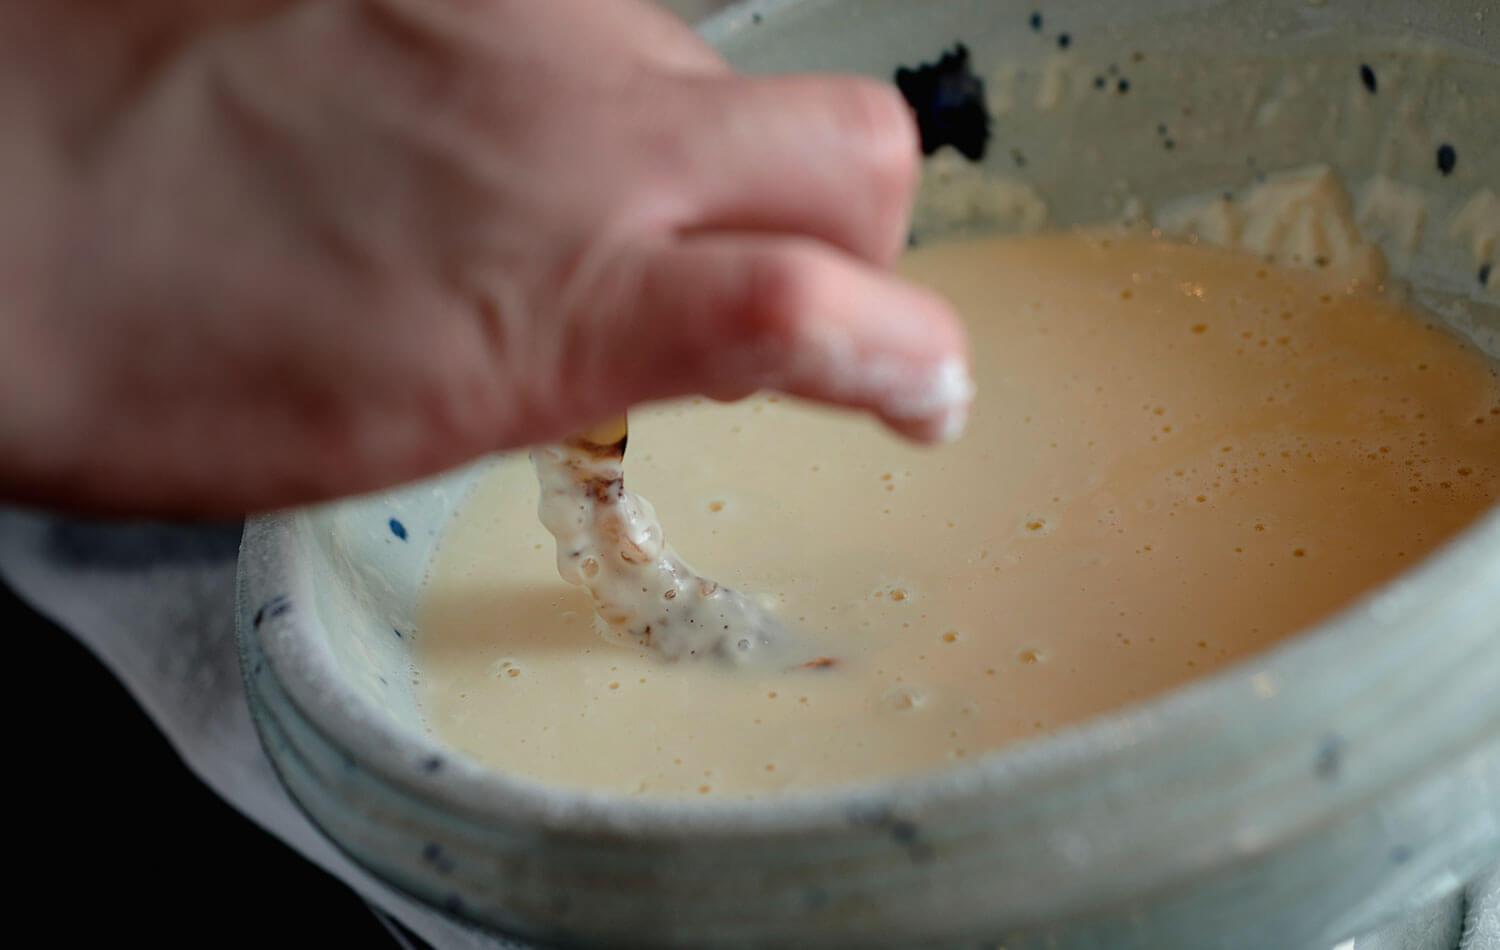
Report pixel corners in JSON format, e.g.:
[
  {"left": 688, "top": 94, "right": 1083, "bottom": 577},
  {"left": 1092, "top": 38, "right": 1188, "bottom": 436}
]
[{"left": 0, "top": 512, "right": 525, "bottom": 950}]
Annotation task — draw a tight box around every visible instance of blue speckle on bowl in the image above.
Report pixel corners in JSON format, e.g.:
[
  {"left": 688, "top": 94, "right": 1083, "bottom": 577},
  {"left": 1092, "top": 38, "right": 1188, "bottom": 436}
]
[
  {"left": 422, "top": 842, "right": 455, "bottom": 874},
  {"left": 253, "top": 595, "right": 292, "bottom": 629},
  {"left": 1315, "top": 734, "right": 1347, "bottom": 780},
  {"left": 1437, "top": 143, "right": 1457, "bottom": 176},
  {"left": 389, "top": 518, "right": 408, "bottom": 541},
  {"left": 890, "top": 820, "right": 920, "bottom": 843}
]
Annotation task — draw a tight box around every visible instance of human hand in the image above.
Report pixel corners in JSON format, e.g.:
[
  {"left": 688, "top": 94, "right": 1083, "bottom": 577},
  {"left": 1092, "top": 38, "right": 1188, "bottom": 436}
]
[{"left": 0, "top": 0, "right": 969, "bottom": 515}]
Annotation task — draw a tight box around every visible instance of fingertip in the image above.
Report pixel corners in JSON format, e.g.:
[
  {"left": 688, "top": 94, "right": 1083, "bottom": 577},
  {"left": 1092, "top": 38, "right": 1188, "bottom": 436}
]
[
  {"left": 852, "top": 78, "right": 923, "bottom": 262},
  {"left": 875, "top": 356, "right": 977, "bottom": 444},
  {"left": 832, "top": 77, "right": 921, "bottom": 268}
]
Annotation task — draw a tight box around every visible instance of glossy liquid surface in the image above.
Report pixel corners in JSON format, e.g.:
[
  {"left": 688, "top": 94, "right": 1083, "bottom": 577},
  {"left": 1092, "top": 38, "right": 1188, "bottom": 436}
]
[{"left": 415, "top": 233, "right": 1500, "bottom": 798}]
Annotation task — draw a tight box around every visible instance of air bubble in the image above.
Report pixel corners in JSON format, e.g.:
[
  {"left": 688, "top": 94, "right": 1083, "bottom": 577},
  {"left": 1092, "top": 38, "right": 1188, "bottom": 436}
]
[{"left": 881, "top": 685, "right": 930, "bottom": 712}]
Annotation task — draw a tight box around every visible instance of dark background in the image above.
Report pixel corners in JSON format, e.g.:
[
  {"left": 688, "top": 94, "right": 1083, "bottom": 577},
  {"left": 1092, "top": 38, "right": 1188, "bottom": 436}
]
[{"left": 8, "top": 578, "right": 406, "bottom": 945}]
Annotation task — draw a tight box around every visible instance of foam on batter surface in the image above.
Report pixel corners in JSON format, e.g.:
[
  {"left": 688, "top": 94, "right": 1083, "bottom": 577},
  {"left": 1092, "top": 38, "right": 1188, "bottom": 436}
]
[{"left": 414, "top": 232, "right": 1500, "bottom": 799}]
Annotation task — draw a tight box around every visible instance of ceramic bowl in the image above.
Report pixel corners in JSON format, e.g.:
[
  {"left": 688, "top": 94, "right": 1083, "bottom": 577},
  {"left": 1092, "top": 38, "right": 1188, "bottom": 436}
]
[{"left": 237, "top": 1, "right": 1500, "bottom": 946}]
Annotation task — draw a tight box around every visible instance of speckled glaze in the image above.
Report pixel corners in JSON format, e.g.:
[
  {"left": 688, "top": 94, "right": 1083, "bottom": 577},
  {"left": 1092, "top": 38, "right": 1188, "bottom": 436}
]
[{"left": 237, "top": 1, "right": 1500, "bottom": 946}]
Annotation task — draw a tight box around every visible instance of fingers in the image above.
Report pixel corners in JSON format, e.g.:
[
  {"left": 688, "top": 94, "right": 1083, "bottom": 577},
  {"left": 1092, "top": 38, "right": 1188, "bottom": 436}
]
[
  {"left": 588, "top": 0, "right": 727, "bottom": 74},
  {"left": 670, "top": 74, "right": 920, "bottom": 271},
  {"left": 586, "top": 234, "right": 972, "bottom": 444}
]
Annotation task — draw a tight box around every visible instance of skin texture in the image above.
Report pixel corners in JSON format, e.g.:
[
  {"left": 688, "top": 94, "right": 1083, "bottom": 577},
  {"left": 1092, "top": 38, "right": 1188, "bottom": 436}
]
[{"left": 0, "top": 0, "right": 969, "bottom": 516}]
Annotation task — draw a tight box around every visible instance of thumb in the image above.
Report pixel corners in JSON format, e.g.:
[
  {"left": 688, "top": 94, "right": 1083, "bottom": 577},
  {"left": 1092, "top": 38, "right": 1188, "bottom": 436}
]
[{"left": 583, "top": 234, "right": 973, "bottom": 443}]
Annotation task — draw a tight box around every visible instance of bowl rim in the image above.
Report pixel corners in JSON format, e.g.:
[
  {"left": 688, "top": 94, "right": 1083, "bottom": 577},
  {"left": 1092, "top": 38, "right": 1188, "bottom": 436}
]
[{"left": 239, "top": 462, "right": 1500, "bottom": 838}]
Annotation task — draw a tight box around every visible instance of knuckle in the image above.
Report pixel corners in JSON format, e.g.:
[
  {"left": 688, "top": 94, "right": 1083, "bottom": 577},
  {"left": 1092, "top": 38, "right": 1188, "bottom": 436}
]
[
  {"left": 737, "top": 244, "right": 826, "bottom": 343},
  {"left": 831, "top": 79, "right": 920, "bottom": 191}
]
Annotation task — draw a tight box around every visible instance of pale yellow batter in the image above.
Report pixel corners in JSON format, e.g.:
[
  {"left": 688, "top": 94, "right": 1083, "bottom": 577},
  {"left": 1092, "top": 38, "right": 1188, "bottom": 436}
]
[{"left": 415, "top": 232, "right": 1500, "bottom": 799}]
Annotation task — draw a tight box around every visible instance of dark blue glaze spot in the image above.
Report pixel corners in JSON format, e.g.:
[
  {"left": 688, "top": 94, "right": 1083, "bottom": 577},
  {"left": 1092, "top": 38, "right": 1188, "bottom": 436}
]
[
  {"left": 1390, "top": 844, "right": 1413, "bottom": 864},
  {"left": 1315, "top": 734, "right": 1346, "bottom": 780},
  {"left": 1437, "top": 144, "right": 1457, "bottom": 176},
  {"left": 1164, "top": 138, "right": 1176, "bottom": 151},
  {"left": 1057, "top": 33, "right": 1071, "bottom": 50},
  {"left": 378, "top": 676, "right": 387, "bottom": 685},
  {"left": 1359, "top": 64, "right": 1377, "bottom": 93},
  {"left": 253, "top": 661, "right": 264, "bottom": 675},
  {"left": 422, "top": 842, "right": 455, "bottom": 874},
  {"left": 393, "top": 627, "right": 404, "bottom": 640},
  {"left": 389, "top": 518, "right": 408, "bottom": 541},
  {"left": 1479, "top": 263, "right": 1491, "bottom": 286},
  {"left": 1029, "top": 11, "right": 1042, "bottom": 31},
  {"left": 890, "top": 820, "right": 919, "bottom": 844},
  {"left": 895, "top": 44, "right": 991, "bottom": 161},
  {"left": 751, "top": 11, "right": 762, "bottom": 24},
  {"left": 907, "top": 231, "right": 920, "bottom": 248},
  {"left": 254, "top": 596, "right": 291, "bottom": 629},
  {"left": 422, "top": 755, "right": 445, "bottom": 774},
  {"left": 1117, "top": 78, "right": 1131, "bottom": 94},
  {"left": 1093, "top": 75, "right": 1106, "bottom": 89}
]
